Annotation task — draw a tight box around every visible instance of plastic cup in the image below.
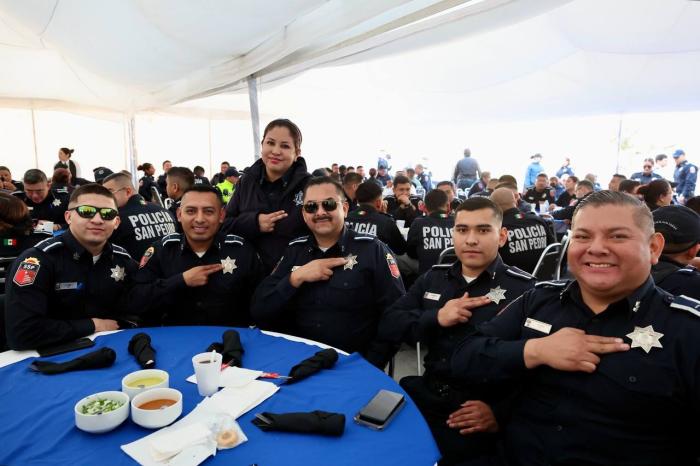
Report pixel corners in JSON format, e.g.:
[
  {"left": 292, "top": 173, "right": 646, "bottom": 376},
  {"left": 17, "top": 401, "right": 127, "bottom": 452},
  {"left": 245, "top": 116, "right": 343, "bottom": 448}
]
[{"left": 192, "top": 352, "right": 222, "bottom": 396}]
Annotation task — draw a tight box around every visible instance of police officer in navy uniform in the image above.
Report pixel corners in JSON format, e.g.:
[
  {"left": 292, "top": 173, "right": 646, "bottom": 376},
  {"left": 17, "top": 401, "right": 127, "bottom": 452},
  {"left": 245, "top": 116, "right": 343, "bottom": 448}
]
[
  {"left": 651, "top": 205, "right": 700, "bottom": 300},
  {"left": 252, "top": 177, "right": 406, "bottom": 369},
  {"left": 406, "top": 189, "right": 454, "bottom": 274},
  {"left": 384, "top": 174, "right": 423, "bottom": 227},
  {"left": 132, "top": 185, "right": 263, "bottom": 327},
  {"left": 436, "top": 181, "right": 462, "bottom": 213},
  {"left": 523, "top": 173, "right": 556, "bottom": 211},
  {"left": 137, "top": 163, "right": 158, "bottom": 203},
  {"left": 451, "top": 191, "right": 700, "bottom": 466},
  {"left": 341, "top": 172, "right": 363, "bottom": 212},
  {"left": 157, "top": 160, "right": 172, "bottom": 197},
  {"left": 16, "top": 169, "right": 69, "bottom": 230},
  {"left": 102, "top": 172, "right": 177, "bottom": 260},
  {"left": 346, "top": 181, "right": 407, "bottom": 255},
  {"left": 379, "top": 197, "right": 534, "bottom": 465},
  {"left": 630, "top": 159, "right": 663, "bottom": 185},
  {"left": 5, "top": 184, "right": 137, "bottom": 350},
  {"left": 491, "top": 187, "right": 555, "bottom": 274},
  {"left": 673, "top": 149, "right": 697, "bottom": 204}
]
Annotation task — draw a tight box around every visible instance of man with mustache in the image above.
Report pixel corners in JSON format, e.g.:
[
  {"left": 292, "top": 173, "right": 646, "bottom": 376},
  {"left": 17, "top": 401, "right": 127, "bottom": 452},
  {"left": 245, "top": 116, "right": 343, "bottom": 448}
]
[{"left": 252, "top": 176, "right": 405, "bottom": 369}]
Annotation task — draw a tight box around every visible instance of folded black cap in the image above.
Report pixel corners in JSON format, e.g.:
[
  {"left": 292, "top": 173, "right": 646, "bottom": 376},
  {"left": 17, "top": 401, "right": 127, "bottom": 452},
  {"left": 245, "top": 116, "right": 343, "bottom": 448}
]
[{"left": 653, "top": 205, "right": 700, "bottom": 250}]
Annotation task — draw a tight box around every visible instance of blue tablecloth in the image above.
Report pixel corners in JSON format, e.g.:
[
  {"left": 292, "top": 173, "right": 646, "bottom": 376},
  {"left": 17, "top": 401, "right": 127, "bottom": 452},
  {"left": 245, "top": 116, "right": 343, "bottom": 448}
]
[{"left": 0, "top": 327, "right": 440, "bottom": 466}]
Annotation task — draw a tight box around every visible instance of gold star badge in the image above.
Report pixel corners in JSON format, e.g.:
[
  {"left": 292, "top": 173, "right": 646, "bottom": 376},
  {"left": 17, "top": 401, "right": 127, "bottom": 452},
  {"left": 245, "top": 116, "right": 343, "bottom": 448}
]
[
  {"left": 626, "top": 325, "right": 663, "bottom": 353},
  {"left": 221, "top": 256, "right": 237, "bottom": 274},
  {"left": 344, "top": 254, "right": 358, "bottom": 270},
  {"left": 110, "top": 265, "right": 125, "bottom": 282}
]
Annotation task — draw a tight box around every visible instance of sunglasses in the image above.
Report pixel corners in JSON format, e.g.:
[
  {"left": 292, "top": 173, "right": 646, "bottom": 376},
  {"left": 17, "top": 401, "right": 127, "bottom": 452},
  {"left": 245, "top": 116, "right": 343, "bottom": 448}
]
[
  {"left": 643, "top": 165, "right": 653, "bottom": 169},
  {"left": 69, "top": 205, "right": 119, "bottom": 221},
  {"left": 303, "top": 199, "right": 339, "bottom": 214}
]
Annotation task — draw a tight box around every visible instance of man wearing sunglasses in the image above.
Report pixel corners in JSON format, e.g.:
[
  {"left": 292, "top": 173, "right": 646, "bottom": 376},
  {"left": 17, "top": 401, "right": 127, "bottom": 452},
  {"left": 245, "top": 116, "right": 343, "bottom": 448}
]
[
  {"left": 131, "top": 185, "right": 263, "bottom": 327},
  {"left": 251, "top": 176, "right": 406, "bottom": 369},
  {"left": 630, "top": 158, "right": 664, "bottom": 185},
  {"left": 5, "top": 184, "right": 138, "bottom": 350},
  {"left": 102, "top": 172, "right": 177, "bottom": 260}
]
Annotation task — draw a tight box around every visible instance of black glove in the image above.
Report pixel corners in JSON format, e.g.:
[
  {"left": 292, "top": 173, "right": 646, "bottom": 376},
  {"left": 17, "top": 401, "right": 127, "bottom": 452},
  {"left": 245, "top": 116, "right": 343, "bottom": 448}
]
[
  {"left": 286, "top": 348, "right": 338, "bottom": 384},
  {"left": 29, "top": 348, "right": 116, "bottom": 375},
  {"left": 252, "top": 411, "right": 345, "bottom": 436},
  {"left": 128, "top": 333, "right": 156, "bottom": 369},
  {"left": 206, "top": 330, "right": 243, "bottom": 367}
]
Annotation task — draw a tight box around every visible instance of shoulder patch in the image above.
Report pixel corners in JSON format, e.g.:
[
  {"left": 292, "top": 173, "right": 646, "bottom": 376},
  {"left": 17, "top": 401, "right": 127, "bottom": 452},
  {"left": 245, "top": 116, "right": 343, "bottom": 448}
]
[
  {"left": 288, "top": 235, "right": 309, "bottom": 246},
  {"left": 670, "top": 295, "right": 700, "bottom": 318},
  {"left": 36, "top": 237, "right": 63, "bottom": 252},
  {"left": 161, "top": 233, "right": 182, "bottom": 246},
  {"left": 111, "top": 244, "right": 132, "bottom": 259},
  {"left": 13, "top": 257, "right": 41, "bottom": 287},
  {"left": 506, "top": 266, "right": 534, "bottom": 280},
  {"left": 224, "top": 234, "right": 245, "bottom": 246},
  {"left": 431, "top": 263, "right": 452, "bottom": 269},
  {"left": 535, "top": 280, "right": 568, "bottom": 288}
]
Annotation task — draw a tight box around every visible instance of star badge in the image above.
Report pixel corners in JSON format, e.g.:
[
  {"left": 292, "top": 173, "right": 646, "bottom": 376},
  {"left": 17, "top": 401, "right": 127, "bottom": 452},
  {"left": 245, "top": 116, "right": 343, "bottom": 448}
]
[
  {"left": 110, "top": 265, "right": 125, "bottom": 282},
  {"left": 626, "top": 325, "right": 663, "bottom": 353},
  {"left": 344, "top": 254, "right": 358, "bottom": 270},
  {"left": 221, "top": 256, "right": 237, "bottom": 274},
  {"left": 486, "top": 286, "right": 507, "bottom": 304},
  {"left": 52, "top": 199, "right": 62, "bottom": 207}
]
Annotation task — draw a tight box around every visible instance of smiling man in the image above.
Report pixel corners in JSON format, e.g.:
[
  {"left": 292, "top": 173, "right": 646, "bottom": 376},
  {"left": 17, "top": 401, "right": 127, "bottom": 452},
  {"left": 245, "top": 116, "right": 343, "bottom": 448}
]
[
  {"left": 251, "top": 176, "right": 405, "bottom": 369},
  {"left": 5, "top": 184, "right": 137, "bottom": 350},
  {"left": 451, "top": 190, "right": 700, "bottom": 465},
  {"left": 131, "top": 185, "right": 262, "bottom": 327},
  {"left": 379, "top": 197, "right": 534, "bottom": 464}
]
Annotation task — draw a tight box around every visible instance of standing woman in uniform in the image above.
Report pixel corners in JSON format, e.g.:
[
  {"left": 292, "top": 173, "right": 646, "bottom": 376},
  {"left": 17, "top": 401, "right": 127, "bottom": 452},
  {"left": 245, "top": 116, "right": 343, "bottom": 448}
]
[
  {"left": 137, "top": 163, "right": 158, "bottom": 203},
  {"left": 54, "top": 147, "right": 78, "bottom": 181},
  {"left": 224, "top": 118, "right": 311, "bottom": 272}
]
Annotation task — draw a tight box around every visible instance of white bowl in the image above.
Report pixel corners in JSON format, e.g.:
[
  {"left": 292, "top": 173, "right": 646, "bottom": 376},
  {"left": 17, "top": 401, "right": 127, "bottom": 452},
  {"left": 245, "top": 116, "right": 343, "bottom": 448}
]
[
  {"left": 131, "top": 387, "right": 183, "bottom": 429},
  {"left": 74, "top": 391, "right": 130, "bottom": 434},
  {"left": 121, "top": 369, "right": 169, "bottom": 399}
]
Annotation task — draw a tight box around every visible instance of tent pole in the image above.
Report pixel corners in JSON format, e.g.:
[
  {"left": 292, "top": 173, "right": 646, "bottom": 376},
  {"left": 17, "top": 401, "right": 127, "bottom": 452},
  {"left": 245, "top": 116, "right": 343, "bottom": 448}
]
[
  {"left": 247, "top": 76, "right": 261, "bottom": 160},
  {"left": 208, "top": 118, "right": 214, "bottom": 179},
  {"left": 127, "top": 115, "right": 138, "bottom": 187},
  {"left": 30, "top": 108, "right": 39, "bottom": 168},
  {"left": 615, "top": 117, "right": 623, "bottom": 174}
]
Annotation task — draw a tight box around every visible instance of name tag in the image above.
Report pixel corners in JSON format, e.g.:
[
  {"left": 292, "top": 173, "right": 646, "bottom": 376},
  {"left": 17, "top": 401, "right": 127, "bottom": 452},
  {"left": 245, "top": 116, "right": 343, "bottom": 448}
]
[
  {"left": 423, "top": 292, "right": 441, "bottom": 301},
  {"left": 55, "top": 282, "right": 80, "bottom": 290},
  {"left": 524, "top": 318, "right": 551, "bottom": 334}
]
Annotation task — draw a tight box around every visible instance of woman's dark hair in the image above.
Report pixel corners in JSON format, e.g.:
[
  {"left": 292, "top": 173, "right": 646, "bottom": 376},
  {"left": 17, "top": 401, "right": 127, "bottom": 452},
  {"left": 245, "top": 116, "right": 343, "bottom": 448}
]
[
  {"left": 637, "top": 179, "right": 671, "bottom": 207},
  {"left": 619, "top": 179, "right": 641, "bottom": 194},
  {"left": 59, "top": 148, "right": 74, "bottom": 158},
  {"left": 137, "top": 163, "right": 153, "bottom": 172},
  {"left": 0, "top": 192, "right": 32, "bottom": 234},
  {"left": 52, "top": 168, "right": 71, "bottom": 184},
  {"left": 262, "top": 119, "right": 302, "bottom": 155}
]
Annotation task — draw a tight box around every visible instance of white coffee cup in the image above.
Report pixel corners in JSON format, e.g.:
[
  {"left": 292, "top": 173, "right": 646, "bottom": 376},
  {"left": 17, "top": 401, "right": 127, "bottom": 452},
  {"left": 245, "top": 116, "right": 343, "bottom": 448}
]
[
  {"left": 396, "top": 220, "right": 405, "bottom": 229},
  {"left": 192, "top": 352, "right": 222, "bottom": 396}
]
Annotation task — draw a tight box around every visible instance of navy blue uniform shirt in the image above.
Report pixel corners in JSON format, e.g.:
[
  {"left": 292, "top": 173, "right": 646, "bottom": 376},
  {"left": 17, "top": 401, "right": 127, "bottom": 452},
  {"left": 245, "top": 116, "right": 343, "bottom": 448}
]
[
  {"left": 346, "top": 204, "right": 407, "bottom": 255},
  {"left": 110, "top": 194, "right": 176, "bottom": 259},
  {"left": 652, "top": 256, "right": 700, "bottom": 300},
  {"left": 451, "top": 278, "right": 700, "bottom": 465},
  {"left": 251, "top": 228, "right": 406, "bottom": 368},
  {"left": 406, "top": 212, "right": 454, "bottom": 274}
]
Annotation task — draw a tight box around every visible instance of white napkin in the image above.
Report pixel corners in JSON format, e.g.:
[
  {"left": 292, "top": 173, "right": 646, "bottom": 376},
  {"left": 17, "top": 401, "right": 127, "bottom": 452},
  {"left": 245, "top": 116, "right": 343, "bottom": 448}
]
[
  {"left": 149, "top": 422, "right": 212, "bottom": 462},
  {"left": 205, "top": 381, "right": 279, "bottom": 419},
  {"left": 186, "top": 366, "right": 262, "bottom": 388}
]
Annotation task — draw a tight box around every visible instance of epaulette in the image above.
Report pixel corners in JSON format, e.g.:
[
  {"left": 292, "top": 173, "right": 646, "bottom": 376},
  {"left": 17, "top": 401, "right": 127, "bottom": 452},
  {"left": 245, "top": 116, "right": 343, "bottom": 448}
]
[
  {"left": 161, "top": 233, "right": 182, "bottom": 246},
  {"left": 678, "top": 265, "right": 698, "bottom": 274},
  {"left": 111, "top": 244, "right": 132, "bottom": 259},
  {"left": 353, "top": 236, "right": 375, "bottom": 241},
  {"left": 35, "top": 236, "right": 63, "bottom": 253},
  {"left": 670, "top": 295, "right": 700, "bottom": 318},
  {"left": 535, "top": 280, "right": 568, "bottom": 288},
  {"left": 223, "top": 234, "right": 245, "bottom": 246},
  {"left": 288, "top": 236, "right": 309, "bottom": 246},
  {"left": 506, "top": 266, "right": 535, "bottom": 280},
  {"left": 431, "top": 263, "right": 452, "bottom": 269}
]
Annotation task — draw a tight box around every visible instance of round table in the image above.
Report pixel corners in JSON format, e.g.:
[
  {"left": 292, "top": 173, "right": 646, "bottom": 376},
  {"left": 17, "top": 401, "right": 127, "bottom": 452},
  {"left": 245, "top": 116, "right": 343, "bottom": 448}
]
[{"left": 0, "top": 327, "right": 440, "bottom": 466}]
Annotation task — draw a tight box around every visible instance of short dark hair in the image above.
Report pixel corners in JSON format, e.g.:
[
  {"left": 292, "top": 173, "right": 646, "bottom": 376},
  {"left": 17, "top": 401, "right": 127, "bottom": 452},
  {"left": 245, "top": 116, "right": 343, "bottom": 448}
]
[
  {"left": 221, "top": 161, "right": 230, "bottom": 166},
  {"left": 393, "top": 175, "right": 411, "bottom": 186},
  {"left": 68, "top": 183, "right": 117, "bottom": 209},
  {"left": 355, "top": 181, "right": 383, "bottom": 204},
  {"left": 567, "top": 175, "right": 579, "bottom": 184},
  {"left": 536, "top": 173, "right": 548, "bottom": 179},
  {"left": 23, "top": 169, "right": 47, "bottom": 184},
  {"left": 193, "top": 166, "right": 205, "bottom": 175},
  {"left": 494, "top": 182, "right": 518, "bottom": 191},
  {"left": 102, "top": 172, "right": 134, "bottom": 189},
  {"left": 455, "top": 197, "right": 503, "bottom": 223},
  {"left": 162, "top": 160, "right": 172, "bottom": 167},
  {"left": 655, "top": 154, "right": 668, "bottom": 162},
  {"left": 343, "top": 172, "right": 363, "bottom": 186},
  {"left": 263, "top": 119, "right": 302, "bottom": 155},
  {"left": 573, "top": 190, "right": 653, "bottom": 235},
  {"left": 424, "top": 189, "right": 449, "bottom": 213},
  {"left": 436, "top": 180, "right": 455, "bottom": 190},
  {"left": 685, "top": 196, "right": 700, "bottom": 215},
  {"left": 59, "top": 148, "right": 74, "bottom": 158},
  {"left": 369, "top": 168, "right": 377, "bottom": 177},
  {"left": 612, "top": 173, "right": 627, "bottom": 180},
  {"left": 619, "top": 179, "right": 641, "bottom": 194},
  {"left": 498, "top": 175, "right": 518, "bottom": 187},
  {"left": 576, "top": 179, "right": 595, "bottom": 191},
  {"left": 182, "top": 184, "right": 224, "bottom": 206},
  {"left": 303, "top": 176, "right": 346, "bottom": 201},
  {"left": 166, "top": 167, "right": 195, "bottom": 190}
]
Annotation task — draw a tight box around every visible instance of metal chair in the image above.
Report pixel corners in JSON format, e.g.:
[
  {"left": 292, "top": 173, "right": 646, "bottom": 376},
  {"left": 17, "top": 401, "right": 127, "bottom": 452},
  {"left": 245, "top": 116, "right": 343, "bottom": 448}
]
[
  {"left": 554, "top": 232, "right": 570, "bottom": 280},
  {"left": 0, "top": 256, "right": 18, "bottom": 292},
  {"left": 150, "top": 186, "right": 165, "bottom": 208},
  {"left": 437, "top": 247, "right": 456, "bottom": 265},
  {"left": 531, "top": 243, "right": 562, "bottom": 281}
]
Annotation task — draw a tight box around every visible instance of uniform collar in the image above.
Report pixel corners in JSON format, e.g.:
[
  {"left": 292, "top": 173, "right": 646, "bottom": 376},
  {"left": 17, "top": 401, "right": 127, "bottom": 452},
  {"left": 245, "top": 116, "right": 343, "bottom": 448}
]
[
  {"left": 562, "top": 276, "right": 656, "bottom": 318},
  {"left": 180, "top": 231, "right": 224, "bottom": 255},
  {"left": 62, "top": 229, "right": 112, "bottom": 261},
  {"left": 428, "top": 211, "right": 449, "bottom": 219},
  {"left": 357, "top": 204, "right": 378, "bottom": 214},
  {"left": 308, "top": 227, "right": 350, "bottom": 256},
  {"left": 125, "top": 194, "right": 146, "bottom": 208},
  {"left": 447, "top": 254, "right": 504, "bottom": 281}
]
